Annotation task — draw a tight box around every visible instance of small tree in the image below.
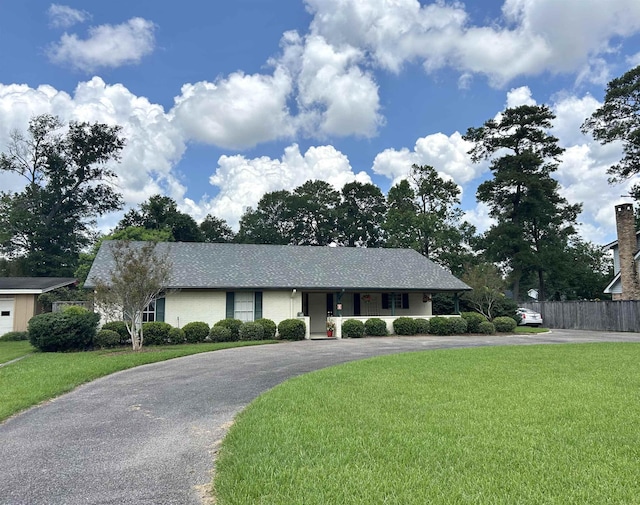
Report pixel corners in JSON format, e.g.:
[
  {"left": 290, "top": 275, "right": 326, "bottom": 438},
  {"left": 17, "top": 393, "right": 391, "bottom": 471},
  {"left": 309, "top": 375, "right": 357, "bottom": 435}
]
[
  {"left": 94, "top": 241, "right": 172, "bottom": 351},
  {"left": 460, "top": 263, "right": 506, "bottom": 321}
]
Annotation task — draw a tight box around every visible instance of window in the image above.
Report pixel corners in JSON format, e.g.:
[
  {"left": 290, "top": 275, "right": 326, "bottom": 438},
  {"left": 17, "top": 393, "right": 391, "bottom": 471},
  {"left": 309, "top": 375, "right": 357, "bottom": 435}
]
[
  {"left": 234, "top": 292, "right": 254, "bottom": 322},
  {"left": 382, "top": 293, "right": 409, "bottom": 310},
  {"left": 142, "top": 300, "right": 156, "bottom": 323}
]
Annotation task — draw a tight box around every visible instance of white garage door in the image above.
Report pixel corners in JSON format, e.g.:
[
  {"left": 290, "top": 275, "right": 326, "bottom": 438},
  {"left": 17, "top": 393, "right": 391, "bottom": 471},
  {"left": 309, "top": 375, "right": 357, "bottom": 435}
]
[{"left": 0, "top": 298, "right": 15, "bottom": 336}]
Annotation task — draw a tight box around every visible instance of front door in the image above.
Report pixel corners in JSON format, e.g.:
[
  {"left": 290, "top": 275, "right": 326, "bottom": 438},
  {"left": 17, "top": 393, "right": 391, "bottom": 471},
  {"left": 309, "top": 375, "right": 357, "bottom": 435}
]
[{"left": 308, "top": 293, "right": 328, "bottom": 334}]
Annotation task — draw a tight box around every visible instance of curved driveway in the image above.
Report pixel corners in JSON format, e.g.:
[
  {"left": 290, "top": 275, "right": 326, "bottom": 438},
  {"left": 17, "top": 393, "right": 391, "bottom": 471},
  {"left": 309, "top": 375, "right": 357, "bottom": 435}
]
[{"left": 2, "top": 330, "right": 640, "bottom": 505}]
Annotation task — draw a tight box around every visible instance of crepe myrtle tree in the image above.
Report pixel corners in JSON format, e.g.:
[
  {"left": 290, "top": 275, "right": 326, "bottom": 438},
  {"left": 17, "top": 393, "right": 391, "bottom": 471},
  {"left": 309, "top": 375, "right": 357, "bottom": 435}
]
[{"left": 94, "top": 241, "right": 172, "bottom": 351}]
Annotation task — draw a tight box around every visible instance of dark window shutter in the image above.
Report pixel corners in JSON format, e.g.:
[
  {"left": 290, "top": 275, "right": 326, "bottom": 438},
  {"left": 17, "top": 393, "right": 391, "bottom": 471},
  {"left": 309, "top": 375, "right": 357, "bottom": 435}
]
[
  {"left": 354, "top": 293, "right": 361, "bottom": 316},
  {"left": 326, "top": 293, "right": 334, "bottom": 314},
  {"left": 155, "top": 297, "right": 165, "bottom": 322},
  {"left": 254, "top": 291, "right": 263, "bottom": 320},
  {"left": 382, "top": 293, "right": 389, "bottom": 309},
  {"left": 226, "top": 292, "right": 235, "bottom": 319},
  {"left": 402, "top": 293, "right": 409, "bottom": 309}
]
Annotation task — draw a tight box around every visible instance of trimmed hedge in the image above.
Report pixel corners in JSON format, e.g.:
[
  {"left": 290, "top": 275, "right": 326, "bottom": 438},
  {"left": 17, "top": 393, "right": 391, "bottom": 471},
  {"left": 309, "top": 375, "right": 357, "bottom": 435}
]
[
  {"left": 494, "top": 316, "right": 517, "bottom": 333},
  {"left": 450, "top": 317, "right": 468, "bottom": 334},
  {"left": 168, "top": 327, "right": 185, "bottom": 345},
  {"left": 214, "top": 319, "right": 243, "bottom": 340},
  {"left": 277, "top": 319, "right": 306, "bottom": 340},
  {"left": 342, "top": 319, "right": 365, "bottom": 338},
  {"left": 183, "top": 321, "right": 210, "bottom": 343},
  {"left": 461, "top": 312, "right": 486, "bottom": 333},
  {"left": 239, "top": 322, "right": 265, "bottom": 341},
  {"left": 428, "top": 316, "right": 452, "bottom": 336},
  {"left": 94, "top": 329, "right": 121, "bottom": 349},
  {"left": 101, "top": 321, "right": 130, "bottom": 343},
  {"left": 393, "top": 317, "right": 417, "bottom": 335},
  {"left": 29, "top": 310, "right": 100, "bottom": 352},
  {"left": 414, "top": 318, "right": 430, "bottom": 335},
  {"left": 254, "top": 318, "right": 277, "bottom": 340},
  {"left": 478, "top": 321, "right": 496, "bottom": 334},
  {"left": 364, "top": 318, "right": 388, "bottom": 336},
  {"left": 142, "top": 321, "right": 172, "bottom": 345},
  {"left": 0, "top": 331, "right": 29, "bottom": 341},
  {"left": 209, "top": 325, "right": 234, "bottom": 342}
]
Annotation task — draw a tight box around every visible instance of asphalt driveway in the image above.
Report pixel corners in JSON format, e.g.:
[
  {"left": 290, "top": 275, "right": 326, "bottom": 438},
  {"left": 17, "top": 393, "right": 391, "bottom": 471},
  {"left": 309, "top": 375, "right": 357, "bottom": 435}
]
[{"left": 2, "top": 330, "right": 640, "bottom": 505}]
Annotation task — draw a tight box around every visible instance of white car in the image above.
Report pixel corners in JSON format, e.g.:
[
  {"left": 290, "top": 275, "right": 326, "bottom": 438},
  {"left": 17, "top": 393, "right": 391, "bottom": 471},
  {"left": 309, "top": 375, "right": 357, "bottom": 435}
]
[{"left": 516, "top": 308, "right": 543, "bottom": 327}]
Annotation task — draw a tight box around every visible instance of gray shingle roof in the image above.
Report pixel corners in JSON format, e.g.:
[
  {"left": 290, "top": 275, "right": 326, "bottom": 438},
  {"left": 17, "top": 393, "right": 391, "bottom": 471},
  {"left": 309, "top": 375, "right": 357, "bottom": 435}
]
[
  {"left": 0, "top": 277, "right": 77, "bottom": 293},
  {"left": 84, "top": 241, "right": 470, "bottom": 292}
]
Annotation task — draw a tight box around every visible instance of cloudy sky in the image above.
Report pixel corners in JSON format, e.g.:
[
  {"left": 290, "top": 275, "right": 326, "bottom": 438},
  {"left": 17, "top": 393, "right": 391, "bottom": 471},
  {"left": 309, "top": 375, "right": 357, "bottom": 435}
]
[{"left": 1, "top": 0, "right": 640, "bottom": 244}]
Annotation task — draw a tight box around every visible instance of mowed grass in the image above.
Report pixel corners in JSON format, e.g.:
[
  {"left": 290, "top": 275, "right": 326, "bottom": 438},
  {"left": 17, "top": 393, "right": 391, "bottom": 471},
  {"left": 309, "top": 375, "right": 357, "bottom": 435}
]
[
  {"left": 0, "top": 340, "right": 277, "bottom": 422},
  {"left": 0, "top": 340, "right": 34, "bottom": 364},
  {"left": 215, "top": 343, "right": 640, "bottom": 504}
]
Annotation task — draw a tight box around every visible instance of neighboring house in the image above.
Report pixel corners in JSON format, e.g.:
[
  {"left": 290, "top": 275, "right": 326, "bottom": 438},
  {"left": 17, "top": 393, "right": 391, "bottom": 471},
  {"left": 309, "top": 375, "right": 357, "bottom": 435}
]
[
  {"left": 85, "top": 242, "right": 471, "bottom": 337},
  {"left": 604, "top": 204, "right": 640, "bottom": 300},
  {"left": 0, "top": 277, "right": 77, "bottom": 334}
]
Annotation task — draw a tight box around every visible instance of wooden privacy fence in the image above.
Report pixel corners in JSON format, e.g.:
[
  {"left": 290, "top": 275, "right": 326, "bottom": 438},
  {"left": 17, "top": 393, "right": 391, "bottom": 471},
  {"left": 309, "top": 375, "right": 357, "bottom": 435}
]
[{"left": 520, "top": 301, "right": 640, "bottom": 332}]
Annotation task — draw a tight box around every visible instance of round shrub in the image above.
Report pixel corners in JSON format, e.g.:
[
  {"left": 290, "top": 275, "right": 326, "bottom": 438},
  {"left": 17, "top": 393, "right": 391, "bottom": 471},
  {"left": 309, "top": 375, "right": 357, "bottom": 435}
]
[
  {"left": 342, "top": 319, "right": 365, "bottom": 338},
  {"left": 461, "top": 312, "right": 487, "bottom": 333},
  {"left": 478, "top": 321, "right": 496, "bottom": 335},
  {"left": 94, "top": 329, "right": 121, "bottom": 349},
  {"left": 428, "top": 316, "right": 452, "bottom": 336},
  {"left": 239, "top": 321, "right": 265, "bottom": 341},
  {"left": 364, "top": 318, "right": 388, "bottom": 336},
  {"left": 1, "top": 331, "right": 29, "bottom": 341},
  {"left": 254, "top": 318, "right": 277, "bottom": 339},
  {"left": 414, "top": 318, "right": 430, "bottom": 335},
  {"left": 277, "top": 318, "right": 306, "bottom": 340},
  {"left": 101, "top": 321, "right": 130, "bottom": 343},
  {"left": 450, "top": 317, "right": 468, "bottom": 335},
  {"left": 213, "top": 318, "right": 243, "bottom": 340},
  {"left": 29, "top": 310, "right": 100, "bottom": 352},
  {"left": 393, "top": 317, "right": 417, "bottom": 335},
  {"left": 183, "top": 321, "right": 210, "bottom": 343},
  {"left": 494, "top": 316, "right": 517, "bottom": 333},
  {"left": 142, "top": 321, "right": 172, "bottom": 345},
  {"left": 168, "top": 327, "right": 185, "bottom": 345},
  {"left": 209, "top": 325, "right": 234, "bottom": 342}
]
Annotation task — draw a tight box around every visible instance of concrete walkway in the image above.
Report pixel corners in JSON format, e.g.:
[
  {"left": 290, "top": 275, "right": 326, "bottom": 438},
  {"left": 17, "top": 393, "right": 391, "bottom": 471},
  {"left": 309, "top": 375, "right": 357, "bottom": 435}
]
[{"left": 1, "top": 330, "right": 640, "bottom": 505}]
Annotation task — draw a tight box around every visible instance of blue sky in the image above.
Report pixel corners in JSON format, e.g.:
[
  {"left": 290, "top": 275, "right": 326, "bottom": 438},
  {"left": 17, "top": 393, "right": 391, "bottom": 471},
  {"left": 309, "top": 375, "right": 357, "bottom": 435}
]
[{"left": 1, "top": 0, "right": 640, "bottom": 245}]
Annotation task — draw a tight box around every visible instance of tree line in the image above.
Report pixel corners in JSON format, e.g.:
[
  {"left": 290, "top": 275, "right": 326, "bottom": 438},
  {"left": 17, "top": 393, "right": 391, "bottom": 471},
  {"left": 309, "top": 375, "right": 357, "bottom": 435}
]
[{"left": 2, "top": 64, "right": 639, "bottom": 301}]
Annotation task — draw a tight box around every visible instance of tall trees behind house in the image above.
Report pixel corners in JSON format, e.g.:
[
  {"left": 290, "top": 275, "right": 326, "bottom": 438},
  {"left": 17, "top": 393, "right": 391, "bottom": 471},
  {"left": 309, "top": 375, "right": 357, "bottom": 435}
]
[
  {"left": 464, "top": 105, "right": 582, "bottom": 301},
  {"left": 0, "top": 114, "right": 125, "bottom": 276}
]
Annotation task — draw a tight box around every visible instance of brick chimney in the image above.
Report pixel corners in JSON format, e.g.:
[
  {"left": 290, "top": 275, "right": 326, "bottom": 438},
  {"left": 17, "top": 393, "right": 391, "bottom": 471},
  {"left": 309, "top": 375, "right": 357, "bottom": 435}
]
[{"left": 615, "top": 203, "right": 640, "bottom": 300}]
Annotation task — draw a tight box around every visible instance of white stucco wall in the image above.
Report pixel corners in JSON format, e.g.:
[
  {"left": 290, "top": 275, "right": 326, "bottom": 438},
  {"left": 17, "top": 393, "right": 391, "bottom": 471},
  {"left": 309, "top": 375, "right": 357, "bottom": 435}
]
[
  {"left": 165, "top": 289, "right": 302, "bottom": 328},
  {"left": 263, "top": 290, "right": 302, "bottom": 323},
  {"left": 165, "top": 290, "right": 226, "bottom": 327}
]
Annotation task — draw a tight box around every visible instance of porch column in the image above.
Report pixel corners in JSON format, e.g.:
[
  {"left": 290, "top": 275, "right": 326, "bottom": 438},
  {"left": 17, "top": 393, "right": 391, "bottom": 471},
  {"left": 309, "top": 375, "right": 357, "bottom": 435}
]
[
  {"left": 391, "top": 292, "right": 396, "bottom": 316},
  {"left": 454, "top": 293, "right": 460, "bottom": 314}
]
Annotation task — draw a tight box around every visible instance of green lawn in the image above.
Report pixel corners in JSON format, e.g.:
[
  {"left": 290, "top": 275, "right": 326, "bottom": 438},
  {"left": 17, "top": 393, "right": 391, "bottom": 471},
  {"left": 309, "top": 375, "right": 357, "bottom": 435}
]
[
  {"left": 0, "top": 340, "right": 34, "bottom": 364},
  {"left": 214, "top": 343, "right": 640, "bottom": 504},
  {"left": 514, "top": 325, "right": 548, "bottom": 334},
  {"left": 0, "top": 340, "right": 278, "bottom": 422}
]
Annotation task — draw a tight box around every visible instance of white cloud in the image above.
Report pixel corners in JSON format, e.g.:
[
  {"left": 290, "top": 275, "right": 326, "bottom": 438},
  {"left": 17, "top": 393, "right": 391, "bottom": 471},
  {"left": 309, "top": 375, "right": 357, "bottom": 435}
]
[
  {"left": 48, "top": 4, "right": 90, "bottom": 29},
  {"left": 304, "top": 0, "right": 640, "bottom": 87},
  {"left": 201, "top": 144, "right": 371, "bottom": 228},
  {"left": 284, "top": 33, "right": 383, "bottom": 137},
  {"left": 171, "top": 68, "right": 294, "bottom": 150},
  {"left": 372, "top": 131, "right": 481, "bottom": 186},
  {"left": 464, "top": 202, "right": 494, "bottom": 235},
  {"left": 48, "top": 17, "right": 156, "bottom": 72},
  {"left": 506, "top": 86, "right": 537, "bottom": 107},
  {"left": 0, "top": 77, "right": 186, "bottom": 211}
]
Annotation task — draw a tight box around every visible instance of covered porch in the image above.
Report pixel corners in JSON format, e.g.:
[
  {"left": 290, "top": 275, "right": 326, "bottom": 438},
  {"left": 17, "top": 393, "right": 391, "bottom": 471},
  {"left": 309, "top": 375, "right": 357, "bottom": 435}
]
[{"left": 296, "top": 290, "right": 461, "bottom": 339}]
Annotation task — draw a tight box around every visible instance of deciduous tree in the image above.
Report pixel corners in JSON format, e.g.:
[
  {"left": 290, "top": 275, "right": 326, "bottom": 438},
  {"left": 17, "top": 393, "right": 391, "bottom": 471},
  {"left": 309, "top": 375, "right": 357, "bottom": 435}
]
[
  {"left": 93, "top": 241, "right": 172, "bottom": 351},
  {"left": 0, "top": 114, "right": 124, "bottom": 275}
]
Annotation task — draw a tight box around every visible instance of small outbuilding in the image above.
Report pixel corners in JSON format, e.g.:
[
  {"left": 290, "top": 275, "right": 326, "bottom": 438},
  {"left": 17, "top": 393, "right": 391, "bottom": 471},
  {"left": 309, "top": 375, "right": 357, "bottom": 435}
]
[
  {"left": 0, "top": 277, "right": 77, "bottom": 334},
  {"left": 85, "top": 242, "right": 471, "bottom": 338}
]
